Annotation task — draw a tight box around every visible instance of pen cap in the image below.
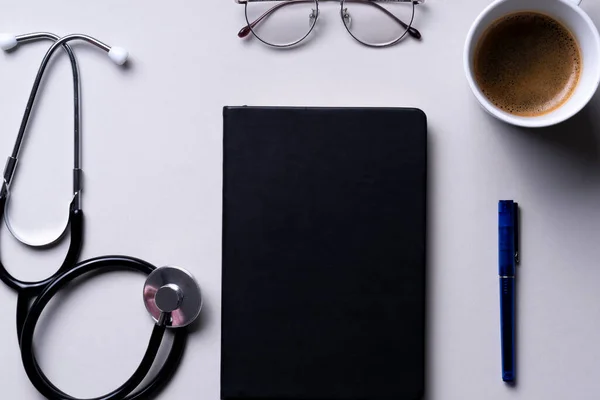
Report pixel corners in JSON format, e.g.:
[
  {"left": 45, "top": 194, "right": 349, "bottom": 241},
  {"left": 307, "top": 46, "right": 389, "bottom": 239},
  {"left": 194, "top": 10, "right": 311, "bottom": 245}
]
[{"left": 499, "top": 201, "right": 517, "bottom": 276}]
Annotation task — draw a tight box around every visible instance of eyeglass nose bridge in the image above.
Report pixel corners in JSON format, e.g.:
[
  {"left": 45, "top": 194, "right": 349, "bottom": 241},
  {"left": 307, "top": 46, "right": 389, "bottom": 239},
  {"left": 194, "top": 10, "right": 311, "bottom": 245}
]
[
  {"left": 308, "top": 6, "right": 354, "bottom": 29},
  {"left": 342, "top": 7, "right": 351, "bottom": 27},
  {"left": 309, "top": 8, "right": 320, "bottom": 27}
]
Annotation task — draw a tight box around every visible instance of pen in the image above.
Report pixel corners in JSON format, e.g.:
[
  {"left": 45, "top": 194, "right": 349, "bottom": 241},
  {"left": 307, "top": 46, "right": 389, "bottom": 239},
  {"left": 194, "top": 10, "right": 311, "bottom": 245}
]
[{"left": 499, "top": 200, "right": 518, "bottom": 383}]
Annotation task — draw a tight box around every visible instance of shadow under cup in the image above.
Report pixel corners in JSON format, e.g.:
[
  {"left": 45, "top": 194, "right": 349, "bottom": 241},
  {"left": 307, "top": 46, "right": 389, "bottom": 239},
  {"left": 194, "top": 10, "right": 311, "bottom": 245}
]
[{"left": 464, "top": 0, "right": 600, "bottom": 128}]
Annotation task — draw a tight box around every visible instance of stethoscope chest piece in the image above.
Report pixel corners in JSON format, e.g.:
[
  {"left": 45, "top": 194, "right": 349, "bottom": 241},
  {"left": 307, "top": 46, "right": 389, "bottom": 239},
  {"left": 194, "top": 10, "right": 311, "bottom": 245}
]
[
  {"left": 0, "top": 31, "right": 203, "bottom": 399},
  {"left": 143, "top": 266, "right": 202, "bottom": 328}
]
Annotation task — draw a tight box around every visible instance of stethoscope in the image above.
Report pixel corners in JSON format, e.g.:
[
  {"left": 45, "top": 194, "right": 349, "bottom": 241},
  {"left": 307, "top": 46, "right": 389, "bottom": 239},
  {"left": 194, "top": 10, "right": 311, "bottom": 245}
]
[{"left": 0, "top": 32, "right": 202, "bottom": 400}]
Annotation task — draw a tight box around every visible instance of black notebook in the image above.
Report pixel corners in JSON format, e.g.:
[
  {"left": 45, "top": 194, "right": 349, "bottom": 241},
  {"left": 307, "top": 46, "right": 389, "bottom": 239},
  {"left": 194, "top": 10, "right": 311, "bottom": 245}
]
[{"left": 222, "top": 107, "right": 427, "bottom": 400}]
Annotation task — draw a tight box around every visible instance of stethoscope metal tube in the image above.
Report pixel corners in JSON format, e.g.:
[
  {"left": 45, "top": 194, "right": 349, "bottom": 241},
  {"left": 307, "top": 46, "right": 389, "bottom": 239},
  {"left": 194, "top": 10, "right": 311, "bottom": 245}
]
[
  {"left": 1, "top": 33, "right": 127, "bottom": 247},
  {"left": 0, "top": 32, "right": 86, "bottom": 293},
  {"left": 0, "top": 32, "right": 127, "bottom": 291},
  {"left": 14, "top": 32, "right": 83, "bottom": 165},
  {"left": 0, "top": 33, "right": 201, "bottom": 399},
  {"left": 2, "top": 32, "right": 81, "bottom": 246}
]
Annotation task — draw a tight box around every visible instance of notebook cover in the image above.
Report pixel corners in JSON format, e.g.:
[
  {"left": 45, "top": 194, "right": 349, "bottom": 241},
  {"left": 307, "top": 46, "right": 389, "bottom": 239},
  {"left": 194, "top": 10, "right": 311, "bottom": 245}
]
[{"left": 221, "top": 106, "right": 427, "bottom": 400}]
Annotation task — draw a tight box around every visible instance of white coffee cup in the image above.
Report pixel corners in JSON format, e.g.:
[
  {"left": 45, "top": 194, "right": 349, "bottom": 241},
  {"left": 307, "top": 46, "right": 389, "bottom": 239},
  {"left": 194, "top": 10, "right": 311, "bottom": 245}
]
[{"left": 464, "top": 0, "right": 600, "bottom": 128}]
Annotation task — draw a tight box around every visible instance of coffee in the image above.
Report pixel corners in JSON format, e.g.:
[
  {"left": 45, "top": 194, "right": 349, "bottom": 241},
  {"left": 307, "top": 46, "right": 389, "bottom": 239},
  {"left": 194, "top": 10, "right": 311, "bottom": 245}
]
[{"left": 474, "top": 12, "right": 581, "bottom": 117}]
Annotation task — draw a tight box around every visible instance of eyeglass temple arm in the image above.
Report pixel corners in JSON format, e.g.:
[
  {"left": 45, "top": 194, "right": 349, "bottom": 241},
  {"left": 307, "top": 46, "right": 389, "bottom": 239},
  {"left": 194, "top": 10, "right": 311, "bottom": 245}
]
[{"left": 238, "top": 0, "right": 421, "bottom": 39}]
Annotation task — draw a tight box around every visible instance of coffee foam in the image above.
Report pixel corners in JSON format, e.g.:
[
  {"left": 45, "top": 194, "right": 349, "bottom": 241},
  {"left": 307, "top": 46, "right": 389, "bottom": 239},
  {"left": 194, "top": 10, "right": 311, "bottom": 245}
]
[{"left": 474, "top": 12, "right": 581, "bottom": 117}]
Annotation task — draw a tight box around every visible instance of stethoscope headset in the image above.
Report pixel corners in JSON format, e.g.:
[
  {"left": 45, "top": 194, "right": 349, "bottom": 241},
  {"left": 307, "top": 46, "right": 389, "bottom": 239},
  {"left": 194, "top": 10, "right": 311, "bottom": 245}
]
[{"left": 0, "top": 32, "right": 202, "bottom": 400}]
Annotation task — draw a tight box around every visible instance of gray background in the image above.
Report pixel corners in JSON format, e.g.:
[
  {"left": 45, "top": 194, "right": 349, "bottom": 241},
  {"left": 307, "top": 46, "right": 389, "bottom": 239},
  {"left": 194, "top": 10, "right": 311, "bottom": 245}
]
[{"left": 0, "top": 0, "right": 599, "bottom": 399}]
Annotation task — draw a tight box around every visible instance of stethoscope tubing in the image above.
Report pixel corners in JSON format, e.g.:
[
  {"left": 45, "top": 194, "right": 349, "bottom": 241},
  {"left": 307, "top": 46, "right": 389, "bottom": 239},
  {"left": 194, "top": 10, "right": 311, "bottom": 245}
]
[
  {"left": 0, "top": 195, "right": 84, "bottom": 293},
  {"left": 17, "top": 256, "right": 187, "bottom": 400}
]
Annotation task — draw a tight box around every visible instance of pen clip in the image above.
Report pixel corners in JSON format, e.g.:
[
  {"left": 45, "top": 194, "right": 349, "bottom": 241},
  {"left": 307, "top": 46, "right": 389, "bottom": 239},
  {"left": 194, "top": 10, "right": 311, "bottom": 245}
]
[{"left": 513, "top": 203, "right": 519, "bottom": 265}]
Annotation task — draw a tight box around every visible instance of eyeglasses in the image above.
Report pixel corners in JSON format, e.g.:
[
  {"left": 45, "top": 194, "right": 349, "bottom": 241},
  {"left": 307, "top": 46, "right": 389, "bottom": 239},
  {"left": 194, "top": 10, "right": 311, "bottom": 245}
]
[{"left": 236, "top": 0, "right": 424, "bottom": 48}]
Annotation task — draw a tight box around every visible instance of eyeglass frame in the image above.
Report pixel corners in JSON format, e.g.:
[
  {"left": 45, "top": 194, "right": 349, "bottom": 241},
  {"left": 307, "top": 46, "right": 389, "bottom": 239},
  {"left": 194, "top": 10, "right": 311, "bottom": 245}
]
[{"left": 236, "top": 0, "right": 424, "bottom": 49}]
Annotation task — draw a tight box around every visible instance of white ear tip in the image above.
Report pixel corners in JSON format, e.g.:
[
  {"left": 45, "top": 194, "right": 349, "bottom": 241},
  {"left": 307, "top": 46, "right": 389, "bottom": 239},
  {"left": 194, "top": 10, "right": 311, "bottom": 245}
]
[
  {"left": 0, "top": 33, "right": 17, "bottom": 51},
  {"left": 108, "top": 46, "right": 128, "bottom": 65}
]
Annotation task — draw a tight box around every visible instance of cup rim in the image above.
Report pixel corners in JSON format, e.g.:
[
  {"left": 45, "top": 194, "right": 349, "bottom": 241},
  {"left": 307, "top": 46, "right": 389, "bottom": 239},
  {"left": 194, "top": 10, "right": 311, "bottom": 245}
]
[{"left": 463, "top": 0, "right": 600, "bottom": 128}]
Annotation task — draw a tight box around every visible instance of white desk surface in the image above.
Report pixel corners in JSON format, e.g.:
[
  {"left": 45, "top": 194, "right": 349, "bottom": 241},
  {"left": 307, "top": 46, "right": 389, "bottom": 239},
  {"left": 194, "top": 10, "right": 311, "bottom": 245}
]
[{"left": 0, "top": 0, "right": 600, "bottom": 399}]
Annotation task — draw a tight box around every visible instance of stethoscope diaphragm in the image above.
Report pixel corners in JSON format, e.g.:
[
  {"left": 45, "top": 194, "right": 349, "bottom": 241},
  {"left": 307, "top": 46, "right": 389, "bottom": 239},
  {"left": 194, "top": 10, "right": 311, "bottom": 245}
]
[{"left": 143, "top": 266, "right": 203, "bottom": 328}]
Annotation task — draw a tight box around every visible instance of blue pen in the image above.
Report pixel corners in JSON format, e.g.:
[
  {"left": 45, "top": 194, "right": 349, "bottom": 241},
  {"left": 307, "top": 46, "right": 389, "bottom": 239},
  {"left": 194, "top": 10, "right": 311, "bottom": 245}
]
[{"left": 499, "top": 200, "right": 518, "bottom": 383}]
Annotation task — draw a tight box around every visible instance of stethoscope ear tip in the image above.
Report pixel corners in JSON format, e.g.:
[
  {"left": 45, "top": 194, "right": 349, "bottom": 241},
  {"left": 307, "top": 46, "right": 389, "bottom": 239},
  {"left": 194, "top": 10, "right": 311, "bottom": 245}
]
[
  {"left": 0, "top": 33, "right": 17, "bottom": 51},
  {"left": 108, "top": 46, "right": 129, "bottom": 65}
]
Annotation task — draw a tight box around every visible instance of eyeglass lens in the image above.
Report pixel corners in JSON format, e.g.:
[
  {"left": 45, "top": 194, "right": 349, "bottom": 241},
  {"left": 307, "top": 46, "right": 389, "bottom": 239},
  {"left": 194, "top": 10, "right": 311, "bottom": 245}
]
[
  {"left": 342, "top": 0, "right": 415, "bottom": 46},
  {"left": 245, "top": 0, "right": 319, "bottom": 47}
]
